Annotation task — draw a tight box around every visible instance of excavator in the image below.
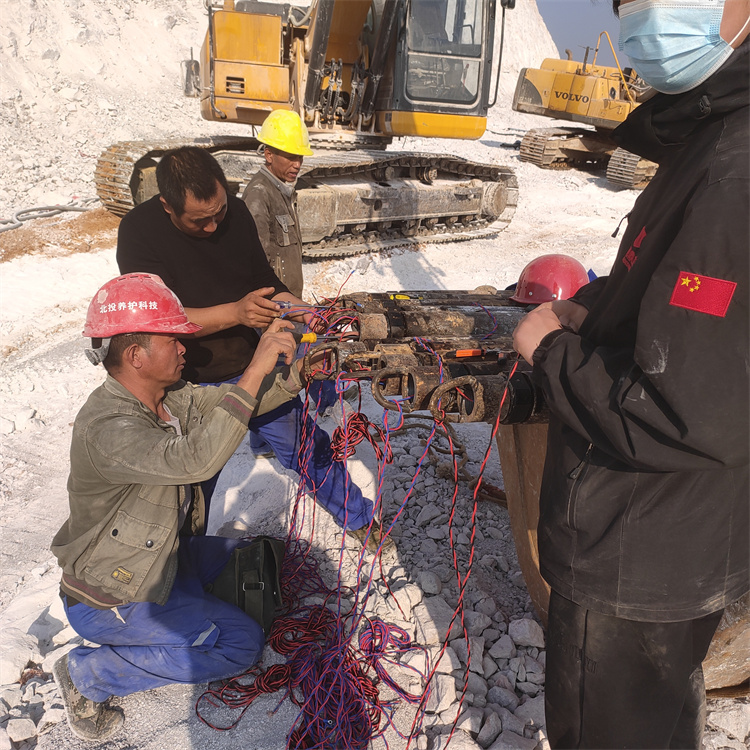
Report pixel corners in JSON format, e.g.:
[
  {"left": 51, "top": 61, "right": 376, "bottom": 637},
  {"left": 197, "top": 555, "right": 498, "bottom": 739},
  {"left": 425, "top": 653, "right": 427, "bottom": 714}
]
[
  {"left": 512, "top": 32, "right": 658, "bottom": 189},
  {"left": 95, "top": 0, "right": 519, "bottom": 258}
]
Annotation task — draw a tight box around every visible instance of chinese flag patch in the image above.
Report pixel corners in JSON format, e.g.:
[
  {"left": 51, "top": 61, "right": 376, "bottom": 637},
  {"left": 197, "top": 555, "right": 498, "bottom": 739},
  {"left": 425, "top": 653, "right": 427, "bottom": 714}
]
[{"left": 669, "top": 272, "right": 736, "bottom": 317}]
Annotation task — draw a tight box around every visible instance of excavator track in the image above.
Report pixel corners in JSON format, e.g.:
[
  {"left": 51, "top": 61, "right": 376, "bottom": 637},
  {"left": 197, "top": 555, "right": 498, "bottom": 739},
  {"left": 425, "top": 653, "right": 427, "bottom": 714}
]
[
  {"left": 519, "top": 127, "right": 611, "bottom": 170},
  {"left": 519, "top": 128, "right": 574, "bottom": 168},
  {"left": 95, "top": 138, "right": 518, "bottom": 259},
  {"left": 94, "top": 137, "right": 260, "bottom": 216},
  {"left": 606, "top": 147, "right": 658, "bottom": 190}
]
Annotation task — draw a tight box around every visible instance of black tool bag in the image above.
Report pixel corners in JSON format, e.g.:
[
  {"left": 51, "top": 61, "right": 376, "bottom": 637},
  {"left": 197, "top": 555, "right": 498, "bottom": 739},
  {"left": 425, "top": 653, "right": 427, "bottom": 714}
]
[{"left": 207, "top": 536, "right": 286, "bottom": 635}]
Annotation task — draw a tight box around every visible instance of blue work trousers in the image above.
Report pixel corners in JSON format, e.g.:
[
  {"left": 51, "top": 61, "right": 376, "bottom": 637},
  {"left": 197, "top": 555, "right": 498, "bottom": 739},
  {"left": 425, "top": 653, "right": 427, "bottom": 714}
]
[
  {"left": 65, "top": 536, "right": 264, "bottom": 703},
  {"left": 204, "top": 393, "right": 372, "bottom": 531}
]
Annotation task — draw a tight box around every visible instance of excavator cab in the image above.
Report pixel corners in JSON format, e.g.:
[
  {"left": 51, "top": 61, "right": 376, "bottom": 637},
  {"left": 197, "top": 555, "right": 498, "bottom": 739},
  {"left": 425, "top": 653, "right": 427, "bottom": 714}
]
[
  {"left": 374, "top": 0, "right": 499, "bottom": 138},
  {"left": 198, "top": 0, "right": 500, "bottom": 140},
  {"left": 95, "top": 0, "right": 519, "bottom": 251},
  {"left": 401, "top": 0, "right": 488, "bottom": 105}
]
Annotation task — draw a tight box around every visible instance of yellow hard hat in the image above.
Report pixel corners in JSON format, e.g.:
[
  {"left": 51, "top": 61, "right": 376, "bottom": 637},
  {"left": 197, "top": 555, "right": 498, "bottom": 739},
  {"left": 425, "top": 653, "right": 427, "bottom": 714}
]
[{"left": 257, "top": 110, "right": 313, "bottom": 157}]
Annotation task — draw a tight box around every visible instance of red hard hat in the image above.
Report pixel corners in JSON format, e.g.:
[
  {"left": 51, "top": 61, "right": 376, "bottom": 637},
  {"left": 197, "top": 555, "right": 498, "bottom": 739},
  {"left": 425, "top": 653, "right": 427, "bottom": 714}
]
[
  {"left": 510, "top": 254, "right": 589, "bottom": 304},
  {"left": 83, "top": 273, "right": 202, "bottom": 338}
]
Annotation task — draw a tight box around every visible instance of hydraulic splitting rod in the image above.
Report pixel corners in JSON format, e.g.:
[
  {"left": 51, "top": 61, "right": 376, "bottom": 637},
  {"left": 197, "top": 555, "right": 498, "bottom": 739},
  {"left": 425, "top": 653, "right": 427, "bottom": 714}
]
[{"left": 300, "top": 290, "right": 548, "bottom": 425}]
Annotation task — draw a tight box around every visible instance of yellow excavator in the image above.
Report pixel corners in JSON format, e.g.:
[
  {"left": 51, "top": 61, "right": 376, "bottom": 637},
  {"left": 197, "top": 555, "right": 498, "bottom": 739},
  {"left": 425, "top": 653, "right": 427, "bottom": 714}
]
[
  {"left": 512, "top": 32, "right": 658, "bottom": 189},
  {"left": 95, "top": 0, "right": 519, "bottom": 257}
]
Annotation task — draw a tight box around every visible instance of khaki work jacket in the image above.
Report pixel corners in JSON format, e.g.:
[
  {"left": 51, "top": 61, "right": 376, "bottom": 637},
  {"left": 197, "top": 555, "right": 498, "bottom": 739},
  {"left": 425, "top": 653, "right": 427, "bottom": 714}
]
[
  {"left": 242, "top": 168, "right": 304, "bottom": 298},
  {"left": 52, "top": 368, "right": 301, "bottom": 608}
]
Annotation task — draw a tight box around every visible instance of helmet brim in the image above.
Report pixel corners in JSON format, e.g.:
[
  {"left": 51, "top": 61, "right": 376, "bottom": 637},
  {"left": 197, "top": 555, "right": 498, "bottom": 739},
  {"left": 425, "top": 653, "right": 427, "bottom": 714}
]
[{"left": 172, "top": 321, "right": 203, "bottom": 334}]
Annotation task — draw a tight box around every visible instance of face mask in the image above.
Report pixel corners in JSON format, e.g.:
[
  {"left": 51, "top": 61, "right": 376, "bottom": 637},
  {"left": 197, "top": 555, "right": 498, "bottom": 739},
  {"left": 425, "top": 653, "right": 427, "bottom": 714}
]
[{"left": 618, "top": 0, "right": 747, "bottom": 95}]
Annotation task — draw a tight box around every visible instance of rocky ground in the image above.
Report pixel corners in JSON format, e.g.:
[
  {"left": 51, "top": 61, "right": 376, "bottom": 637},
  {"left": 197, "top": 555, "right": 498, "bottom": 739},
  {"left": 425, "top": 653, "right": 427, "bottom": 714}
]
[{"left": 0, "top": 409, "right": 748, "bottom": 749}]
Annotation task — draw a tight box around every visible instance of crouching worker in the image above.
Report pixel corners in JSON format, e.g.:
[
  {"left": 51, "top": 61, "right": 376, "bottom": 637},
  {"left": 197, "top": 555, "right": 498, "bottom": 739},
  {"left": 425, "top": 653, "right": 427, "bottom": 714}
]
[{"left": 50, "top": 273, "right": 299, "bottom": 742}]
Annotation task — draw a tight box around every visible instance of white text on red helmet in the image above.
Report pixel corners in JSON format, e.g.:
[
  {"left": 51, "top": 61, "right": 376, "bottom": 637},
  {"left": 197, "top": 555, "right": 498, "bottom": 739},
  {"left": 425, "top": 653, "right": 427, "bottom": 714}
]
[{"left": 99, "top": 301, "right": 159, "bottom": 313}]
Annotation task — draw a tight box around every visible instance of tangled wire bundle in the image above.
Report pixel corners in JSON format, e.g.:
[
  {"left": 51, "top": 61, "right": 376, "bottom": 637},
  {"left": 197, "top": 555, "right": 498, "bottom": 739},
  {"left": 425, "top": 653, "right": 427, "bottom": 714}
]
[{"left": 195, "top": 295, "right": 513, "bottom": 748}]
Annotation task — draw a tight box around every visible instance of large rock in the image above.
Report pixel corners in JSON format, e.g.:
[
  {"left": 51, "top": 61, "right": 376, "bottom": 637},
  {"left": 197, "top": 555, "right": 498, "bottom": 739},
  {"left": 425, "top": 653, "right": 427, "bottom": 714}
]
[
  {"left": 487, "top": 686, "right": 520, "bottom": 712},
  {"left": 483, "top": 655, "right": 499, "bottom": 680},
  {"left": 0, "top": 628, "right": 42, "bottom": 685},
  {"left": 466, "top": 672, "right": 489, "bottom": 698},
  {"left": 703, "top": 595, "right": 750, "bottom": 690},
  {"left": 426, "top": 674, "right": 457, "bottom": 714},
  {"left": 487, "top": 704, "right": 527, "bottom": 736},
  {"left": 476, "top": 711, "right": 503, "bottom": 748},
  {"left": 413, "top": 596, "right": 456, "bottom": 645},
  {"left": 5, "top": 717, "right": 36, "bottom": 743},
  {"left": 489, "top": 635, "right": 516, "bottom": 660},
  {"left": 418, "top": 571, "right": 442, "bottom": 596},
  {"left": 453, "top": 637, "right": 485, "bottom": 675},
  {"left": 432, "top": 732, "right": 483, "bottom": 750},
  {"left": 514, "top": 694, "right": 546, "bottom": 729},
  {"left": 487, "top": 730, "right": 539, "bottom": 750},
  {"left": 508, "top": 619, "right": 545, "bottom": 649},
  {"left": 706, "top": 704, "right": 750, "bottom": 743},
  {"left": 465, "top": 611, "right": 492, "bottom": 637},
  {"left": 416, "top": 504, "right": 442, "bottom": 527},
  {"left": 434, "top": 646, "right": 461, "bottom": 674},
  {"left": 456, "top": 706, "right": 485, "bottom": 736}
]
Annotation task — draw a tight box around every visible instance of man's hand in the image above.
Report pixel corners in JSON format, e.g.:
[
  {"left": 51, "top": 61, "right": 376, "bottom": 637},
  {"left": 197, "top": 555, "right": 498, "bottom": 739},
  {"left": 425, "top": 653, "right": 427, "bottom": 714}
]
[
  {"left": 538, "top": 299, "right": 589, "bottom": 333},
  {"left": 237, "top": 319, "right": 296, "bottom": 396},
  {"left": 234, "top": 287, "right": 283, "bottom": 328},
  {"left": 513, "top": 307, "right": 564, "bottom": 365}
]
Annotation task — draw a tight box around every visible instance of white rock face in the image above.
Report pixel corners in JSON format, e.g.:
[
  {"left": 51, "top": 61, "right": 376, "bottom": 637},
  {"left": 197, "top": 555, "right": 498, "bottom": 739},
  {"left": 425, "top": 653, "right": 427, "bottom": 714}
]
[
  {"left": 426, "top": 673, "right": 457, "bottom": 714},
  {"left": 0, "top": 0, "right": 557, "bottom": 215},
  {"left": 0, "top": 628, "right": 42, "bottom": 685},
  {"left": 707, "top": 704, "right": 750, "bottom": 742}
]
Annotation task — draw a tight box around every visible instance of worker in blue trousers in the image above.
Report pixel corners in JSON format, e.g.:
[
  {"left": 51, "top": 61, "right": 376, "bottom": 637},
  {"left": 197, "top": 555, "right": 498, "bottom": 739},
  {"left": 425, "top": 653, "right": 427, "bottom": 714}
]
[
  {"left": 117, "top": 146, "right": 389, "bottom": 551},
  {"left": 51, "top": 273, "right": 301, "bottom": 741}
]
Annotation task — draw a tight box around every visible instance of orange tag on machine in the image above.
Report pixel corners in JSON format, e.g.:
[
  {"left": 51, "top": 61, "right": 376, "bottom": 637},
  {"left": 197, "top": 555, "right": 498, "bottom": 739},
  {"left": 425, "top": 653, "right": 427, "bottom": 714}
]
[
  {"left": 454, "top": 349, "right": 484, "bottom": 358},
  {"left": 669, "top": 272, "right": 736, "bottom": 317}
]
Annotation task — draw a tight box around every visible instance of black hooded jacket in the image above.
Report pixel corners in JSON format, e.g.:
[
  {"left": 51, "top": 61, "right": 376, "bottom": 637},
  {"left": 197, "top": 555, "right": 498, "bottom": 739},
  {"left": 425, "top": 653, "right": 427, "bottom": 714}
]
[{"left": 532, "top": 42, "right": 749, "bottom": 621}]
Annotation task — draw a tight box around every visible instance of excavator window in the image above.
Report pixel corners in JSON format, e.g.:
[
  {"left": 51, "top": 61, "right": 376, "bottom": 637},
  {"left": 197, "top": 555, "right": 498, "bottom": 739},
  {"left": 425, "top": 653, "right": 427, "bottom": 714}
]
[{"left": 405, "top": 0, "right": 484, "bottom": 104}]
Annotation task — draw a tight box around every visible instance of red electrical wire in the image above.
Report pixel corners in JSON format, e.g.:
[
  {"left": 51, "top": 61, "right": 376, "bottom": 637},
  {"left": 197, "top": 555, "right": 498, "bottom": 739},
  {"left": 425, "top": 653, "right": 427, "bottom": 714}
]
[{"left": 197, "top": 292, "right": 520, "bottom": 748}]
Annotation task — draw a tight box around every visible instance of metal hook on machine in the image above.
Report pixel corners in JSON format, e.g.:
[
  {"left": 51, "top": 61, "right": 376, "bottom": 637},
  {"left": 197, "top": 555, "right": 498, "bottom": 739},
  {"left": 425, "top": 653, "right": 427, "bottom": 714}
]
[
  {"left": 428, "top": 375, "right": 485, "bottom": 424},
  {"left": 370, "top": 367, "right": 411, "bottom": 411}
]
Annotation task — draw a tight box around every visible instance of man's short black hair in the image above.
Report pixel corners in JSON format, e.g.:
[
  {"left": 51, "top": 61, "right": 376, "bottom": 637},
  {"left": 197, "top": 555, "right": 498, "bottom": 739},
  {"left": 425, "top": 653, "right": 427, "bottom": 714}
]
[
  {"left": 613, "top": 0, "right": 620, "bottom": 15},
  {"left": 101, "top": 333, "right": 152, "bottom": 373},
  {"left": 156, "top": 147, "right": 230, "bottom": 216}
]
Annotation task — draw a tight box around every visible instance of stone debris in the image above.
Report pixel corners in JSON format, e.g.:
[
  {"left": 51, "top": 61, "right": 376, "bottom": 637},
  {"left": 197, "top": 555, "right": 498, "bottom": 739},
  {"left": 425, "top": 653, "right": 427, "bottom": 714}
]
[
  {"left": 476, "top": 710, "right": 503, "bottom": 748},
  {"left": 426, "top": 674, "right": 457, "bottom": 715},
  {"left": 508, "top": 619, "right": 545, "bottom": 649},
  {"left": 432, "top": 731, "right": 483, "bottom": 750},
  {"left": 0, "top": 425, "right": 742, "bottom": 750},
  {"left": 456, "top": 706, "right": 484, "bottom": 736},
  {"left": 487, "top": 729, "right": 540, "bottom": 750},
  {"left": 706, "top": 703, "right": 750, "bottom": 743}
]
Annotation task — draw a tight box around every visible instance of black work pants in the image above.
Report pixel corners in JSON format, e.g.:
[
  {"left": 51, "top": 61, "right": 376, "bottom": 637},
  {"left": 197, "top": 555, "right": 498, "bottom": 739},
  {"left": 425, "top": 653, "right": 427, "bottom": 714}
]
[{"left": 545, "top": 590, "right": 723, "bottom": 749}]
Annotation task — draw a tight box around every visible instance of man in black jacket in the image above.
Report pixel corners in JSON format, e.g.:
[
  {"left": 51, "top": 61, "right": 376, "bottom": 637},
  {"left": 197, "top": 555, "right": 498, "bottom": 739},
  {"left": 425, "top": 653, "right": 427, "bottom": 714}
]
[{"left": 513, "top": 1, "right": 749, "bottom": 746}]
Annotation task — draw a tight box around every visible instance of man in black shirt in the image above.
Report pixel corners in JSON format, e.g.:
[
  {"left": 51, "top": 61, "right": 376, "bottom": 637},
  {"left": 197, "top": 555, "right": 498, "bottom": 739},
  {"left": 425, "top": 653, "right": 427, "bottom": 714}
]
[{"left": 117, "top": 147, "right": 383, "bottom": 548}]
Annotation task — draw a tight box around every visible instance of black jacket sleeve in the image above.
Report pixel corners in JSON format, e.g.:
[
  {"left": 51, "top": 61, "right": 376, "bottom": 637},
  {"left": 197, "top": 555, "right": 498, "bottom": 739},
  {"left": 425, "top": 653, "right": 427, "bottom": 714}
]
[
  {"left": 533, "top": 180, "right": 748, "bottom": 473},
  {"left": 571, "top": 275, "right": 608, "bottom": 309}
]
